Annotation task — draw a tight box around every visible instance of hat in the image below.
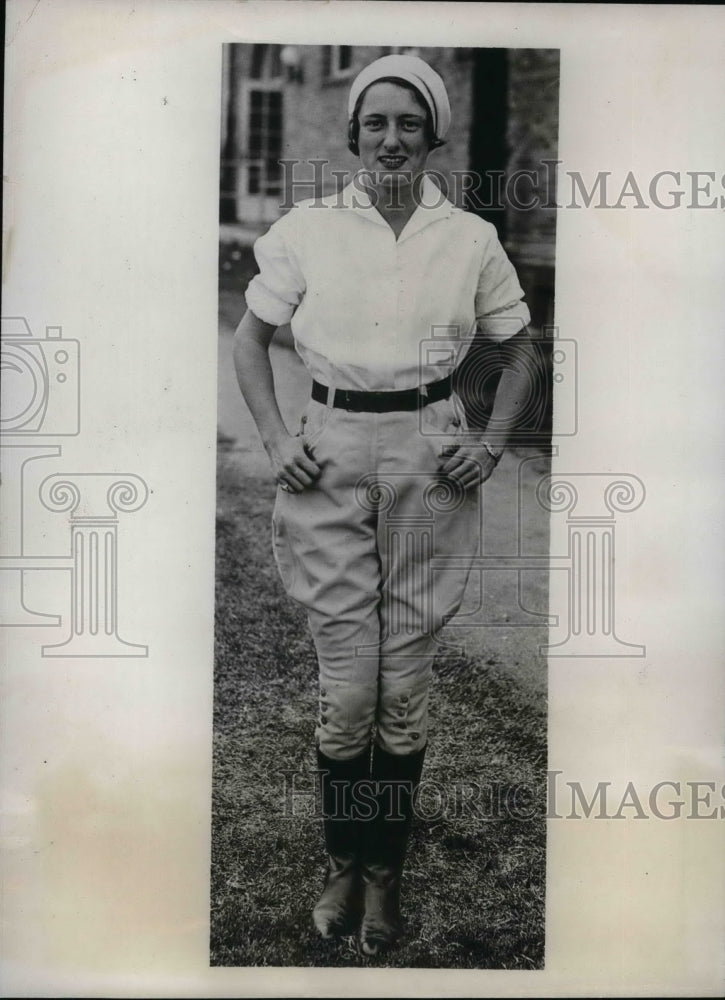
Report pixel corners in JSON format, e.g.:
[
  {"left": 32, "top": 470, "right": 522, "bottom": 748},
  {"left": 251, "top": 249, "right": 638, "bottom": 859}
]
[{"left": 347, "top": 54, "right": 451, "bottom": 141}]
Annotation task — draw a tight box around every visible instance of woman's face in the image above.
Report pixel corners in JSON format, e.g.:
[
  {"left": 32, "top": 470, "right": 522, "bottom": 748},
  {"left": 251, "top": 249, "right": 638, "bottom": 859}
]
[{"left": 356, "top": 81, "right": 431, "bottom": 192}]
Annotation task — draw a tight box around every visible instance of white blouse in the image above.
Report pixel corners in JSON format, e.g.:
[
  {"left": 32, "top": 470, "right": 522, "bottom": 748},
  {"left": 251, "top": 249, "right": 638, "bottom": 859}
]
[{"left": 245, "top": 173, "right": 531, "bottom": 391}]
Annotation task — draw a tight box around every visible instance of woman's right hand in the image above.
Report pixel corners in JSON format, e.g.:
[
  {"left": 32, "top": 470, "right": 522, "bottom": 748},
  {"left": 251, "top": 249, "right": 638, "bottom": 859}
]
[
  {"left": 267, "top": 433, "right": 321, "bottom": 493},
  {"left": 232, "top": 310, "right": 321, "bottom": 494}
]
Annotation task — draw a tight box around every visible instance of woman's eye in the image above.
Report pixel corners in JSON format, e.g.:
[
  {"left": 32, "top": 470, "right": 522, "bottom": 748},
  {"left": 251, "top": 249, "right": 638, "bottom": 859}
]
[{"left": 361, "top": 118, "right": 423, "bottom": 132}]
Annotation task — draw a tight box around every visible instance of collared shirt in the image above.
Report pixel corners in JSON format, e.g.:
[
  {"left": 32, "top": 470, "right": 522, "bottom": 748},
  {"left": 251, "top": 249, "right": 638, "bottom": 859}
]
[{"left": 244, "top": 173, "right": 531, "bottom": 391}]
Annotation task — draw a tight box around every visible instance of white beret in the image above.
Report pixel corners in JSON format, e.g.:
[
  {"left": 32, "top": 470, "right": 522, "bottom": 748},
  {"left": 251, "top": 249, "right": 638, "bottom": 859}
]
[{"left": 347, "top": 54, "right": 451, "bottom": 140}]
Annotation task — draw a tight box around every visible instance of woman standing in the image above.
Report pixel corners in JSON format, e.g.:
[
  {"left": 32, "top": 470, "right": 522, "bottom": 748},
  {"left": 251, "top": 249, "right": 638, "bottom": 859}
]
[{"left": 233, "top": 54, "right": 536, "bottom": 957}]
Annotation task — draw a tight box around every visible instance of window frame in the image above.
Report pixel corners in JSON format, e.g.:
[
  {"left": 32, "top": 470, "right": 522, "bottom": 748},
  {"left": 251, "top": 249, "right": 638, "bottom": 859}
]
[{"left": 326, "top": 45, "right": 355, "bottom": 81}]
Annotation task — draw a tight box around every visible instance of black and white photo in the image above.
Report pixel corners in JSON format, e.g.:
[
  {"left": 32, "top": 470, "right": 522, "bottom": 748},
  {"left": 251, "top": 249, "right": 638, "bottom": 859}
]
[{"left": 213, "top": 42, "right": 556, "bottom": 968}]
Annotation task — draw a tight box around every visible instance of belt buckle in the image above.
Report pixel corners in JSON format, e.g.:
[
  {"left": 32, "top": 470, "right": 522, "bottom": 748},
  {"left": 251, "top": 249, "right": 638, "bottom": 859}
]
[{"left": 339, "top": 388, "right": 353, "bottom": 411}]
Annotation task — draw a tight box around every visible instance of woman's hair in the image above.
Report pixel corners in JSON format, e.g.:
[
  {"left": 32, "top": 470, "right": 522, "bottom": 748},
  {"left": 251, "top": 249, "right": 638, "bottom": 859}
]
[{"left": 347, "top": 76, "right": 446, "bottom": 156}]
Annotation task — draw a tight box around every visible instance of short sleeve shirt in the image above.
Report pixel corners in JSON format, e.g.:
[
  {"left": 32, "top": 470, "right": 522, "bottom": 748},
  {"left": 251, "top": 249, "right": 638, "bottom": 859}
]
[{"left": 245, "top": 172, "right": 530, "bottom": 391}]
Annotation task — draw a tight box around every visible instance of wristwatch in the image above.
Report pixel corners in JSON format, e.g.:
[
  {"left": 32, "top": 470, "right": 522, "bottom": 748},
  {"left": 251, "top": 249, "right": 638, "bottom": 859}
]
[{"left": 482, "top": 441, "right": 505, "bottom": 465}]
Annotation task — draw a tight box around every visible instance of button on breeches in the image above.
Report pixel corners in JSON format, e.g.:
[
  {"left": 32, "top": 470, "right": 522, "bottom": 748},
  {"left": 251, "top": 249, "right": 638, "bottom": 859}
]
[{"left": 272, "top": 397, "right": 481, "bottom": 759}]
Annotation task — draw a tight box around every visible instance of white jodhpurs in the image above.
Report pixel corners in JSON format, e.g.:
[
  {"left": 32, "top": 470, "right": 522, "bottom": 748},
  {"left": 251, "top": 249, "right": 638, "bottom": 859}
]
[{"left": 271, "top": 393, "right": 482, "bottom": 759}]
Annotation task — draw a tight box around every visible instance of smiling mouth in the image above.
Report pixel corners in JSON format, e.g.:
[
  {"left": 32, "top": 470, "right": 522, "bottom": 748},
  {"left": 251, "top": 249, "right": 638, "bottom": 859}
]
[{"left": 378, "top": 157, "right": 408, "bottom": 168}]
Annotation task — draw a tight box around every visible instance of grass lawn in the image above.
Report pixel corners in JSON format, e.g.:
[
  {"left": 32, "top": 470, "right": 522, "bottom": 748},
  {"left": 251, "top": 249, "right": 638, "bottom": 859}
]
[{"left": 211, "top": 430, "right": 547, "bottom": 969}]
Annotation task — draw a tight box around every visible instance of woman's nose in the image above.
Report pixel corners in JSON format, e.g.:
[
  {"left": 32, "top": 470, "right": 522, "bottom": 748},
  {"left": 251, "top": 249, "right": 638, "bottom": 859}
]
[{"left": 382, "top": 124, "right": 401, "bottom": 149}]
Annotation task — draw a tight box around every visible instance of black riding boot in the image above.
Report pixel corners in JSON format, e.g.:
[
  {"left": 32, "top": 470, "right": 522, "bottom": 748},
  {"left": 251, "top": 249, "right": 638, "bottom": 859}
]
[
  {"left": 359, "top": 743, "right": 426, "bottom": 957},
  {"left": 312, "top": 746, "right": 371, "bottom": 939}
]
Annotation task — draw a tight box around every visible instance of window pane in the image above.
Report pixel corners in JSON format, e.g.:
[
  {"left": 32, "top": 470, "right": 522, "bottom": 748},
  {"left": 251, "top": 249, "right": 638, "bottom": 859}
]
[
  {"left": 247, "top": 88, "right": 283, "bottom": 194},
  {"left": 268, "top": 46, "right": 282, "bottom": 79},
  {"left": 250, "top": 44, "right": 266, "bottom": 80}
]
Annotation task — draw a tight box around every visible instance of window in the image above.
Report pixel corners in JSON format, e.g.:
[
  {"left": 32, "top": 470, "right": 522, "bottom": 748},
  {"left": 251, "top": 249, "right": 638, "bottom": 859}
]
[
  {"left": 250, "top": 44, "right": 283, "bottom": 82},
  {"left": 247, "top": 89, "right": 283, "bottom": 196},
  {"left": 324, "top": 45, "right": 355, "bottom": 80}
]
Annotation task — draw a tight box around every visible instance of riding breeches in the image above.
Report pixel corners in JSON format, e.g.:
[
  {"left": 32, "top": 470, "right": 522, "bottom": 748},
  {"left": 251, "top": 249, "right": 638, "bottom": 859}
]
[{"left": 271, "top": 393, "right": 481, "bottom": 759}]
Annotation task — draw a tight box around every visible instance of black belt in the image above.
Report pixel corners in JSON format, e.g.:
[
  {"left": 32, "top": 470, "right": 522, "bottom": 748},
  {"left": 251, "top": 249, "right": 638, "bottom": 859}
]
[{"left": 311, "top": 375, "right": 451, "bottom": 413}]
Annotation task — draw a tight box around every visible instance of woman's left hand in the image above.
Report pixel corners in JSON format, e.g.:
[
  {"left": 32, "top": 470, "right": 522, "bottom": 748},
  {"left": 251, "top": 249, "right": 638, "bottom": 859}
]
[{"left": 437, "top": 436, "right": 500, "bottom": 490}]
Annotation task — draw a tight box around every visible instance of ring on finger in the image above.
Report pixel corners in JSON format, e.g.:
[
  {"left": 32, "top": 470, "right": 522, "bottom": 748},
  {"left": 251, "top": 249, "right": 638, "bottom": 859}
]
[{"left": 279, "top": 481, "right": 294, "bottom": 493}]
